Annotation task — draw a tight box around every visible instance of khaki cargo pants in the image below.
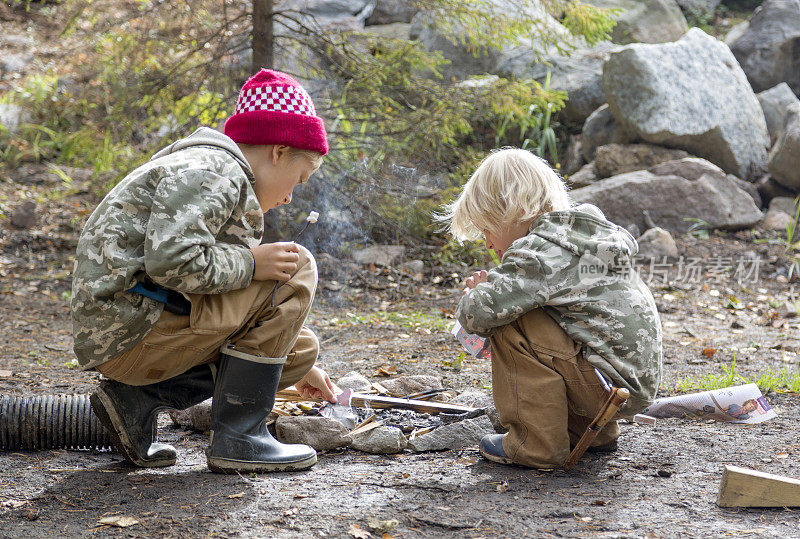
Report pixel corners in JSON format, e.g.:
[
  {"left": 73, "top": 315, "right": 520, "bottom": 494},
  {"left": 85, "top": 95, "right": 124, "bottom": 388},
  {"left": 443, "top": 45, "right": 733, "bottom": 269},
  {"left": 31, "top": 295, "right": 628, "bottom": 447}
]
[
  {"left": 490, "top": 308, "right": 619, "bottom": 469},
  {"left": 97, "top": 245, "right": 318, "bottom": 390}
]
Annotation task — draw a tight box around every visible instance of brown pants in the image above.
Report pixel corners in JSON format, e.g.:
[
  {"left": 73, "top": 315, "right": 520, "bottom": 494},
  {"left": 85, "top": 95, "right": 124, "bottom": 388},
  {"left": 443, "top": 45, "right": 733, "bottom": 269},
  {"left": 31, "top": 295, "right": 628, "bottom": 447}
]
[
  {"left": 97, "top": 245, "right": 319, "bottom": 389},
  {"left": 490, "top": 308, "right": 619, "bottom": 469}
]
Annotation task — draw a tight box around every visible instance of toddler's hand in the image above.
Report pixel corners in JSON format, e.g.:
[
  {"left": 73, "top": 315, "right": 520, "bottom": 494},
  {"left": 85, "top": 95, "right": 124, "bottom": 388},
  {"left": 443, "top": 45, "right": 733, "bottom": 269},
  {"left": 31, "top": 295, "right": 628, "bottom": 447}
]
[
  {"left": 465, "top": 270, "right": 488, "bottom": 290},
  {"left": 296, "top": 366, "right": 338, "bottom": 403},
  {"left": 250, "top": 242, "right": 300, "bottom": 282}
]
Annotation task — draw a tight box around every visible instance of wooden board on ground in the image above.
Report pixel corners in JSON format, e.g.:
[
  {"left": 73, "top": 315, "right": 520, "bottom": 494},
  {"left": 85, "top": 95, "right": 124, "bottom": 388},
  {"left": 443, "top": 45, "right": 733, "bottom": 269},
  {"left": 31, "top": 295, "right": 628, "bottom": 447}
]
[{"left": 717, "top": 465, "right": 800, "bottom": 507}]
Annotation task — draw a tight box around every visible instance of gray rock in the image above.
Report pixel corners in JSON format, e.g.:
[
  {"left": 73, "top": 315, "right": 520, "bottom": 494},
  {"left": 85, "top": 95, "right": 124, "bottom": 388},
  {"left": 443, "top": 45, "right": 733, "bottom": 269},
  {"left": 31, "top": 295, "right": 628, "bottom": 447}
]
[
  {"left": 363, "top": 22, "right": 411, "bottom": 40},
  {"left": 603, "top": 28, "right": 770, "bottom": 180},
  {"left": 336, "top": 371, "right": 372, "bottom": 393},
  {"left": 723, "top": 20, "right": 749, "bottom": 47},
  {"left": 581, "top": 105, "right": 631, "bottom": 162},
  {"left": 648, "top": 156, "right": 726, "bottom": 181},
  {"left": 485, "top": 405, "right": 508, "bottom": 434},
  {"left": 571, "top": 170, "right": 764, "bottom": 233},
  {"left": 585, "top": 0, "right": 689, "bottom": 44},
  {"left": 503, "top": 42, "right": 623, "bottom": 124},
  {"left": 275, "top": 416, "right": 352, "bottom": 451},
  {"left": 768, "top": 103, "right": 800, "bottom": 190},
  {"left": 563, "top": 135, "right": 586, "bottom": 175},
  {"left": 0, "top": 103, "right": 30, "bottom": 135},
  {"left": 769, "top": 196, "right": 799, "bottom": 216},
  {"left": 758, "top": 83, "right": 800, "bottom": 145},
  {"left": 399, "top": 259, "right": 424, "bottom": 274},
  {"left": 594, "top": 143, "right": 689, "bottom": 179},
  {"left": 408, "top": 415, "right": 495, "bottom": 452},
  {"left": 451, "top": 390, "right": 493, "bottom": 408},
  {"left": 759, "top": 209, "right": 793, "bottom": 231},
  {"left": 365, "top": 0, "right": 417, "bottom": 25},
  {"left": 637, "top": 227, "right": 679, "bottom": 259},
  {"left": 567, "top": 162, "right": 599, "bottom": 188},
  {"left": 353, "top": 244, "right": 405, "bottom": 266},
  {"left": 279, "top": 0, "right": 374, "bottom": 24},
  {"left": 10, "top": 201, "right": 37, "bottom": 229},
  {"left": 730, "top": 0, "right": 800, "bottom": 95},
  {"left": 756, "top": 175, "right": 797, "bottom": 207},
  {"left": 410, "top": 1, "right": 575, "bottom": 81},
  {"left": 727, "top": 174, "right": 763, "bottom": 209},
  {"left": 350, "top": 425, "right": 407, "bottom": 454},
  {"left": 675, "top": 0, "right": 722, "bottom": 15},
  {"left": 379, "top": 375, "right": 443, "bottom": 397},
  {"left": 0, "top": 52, "right": 33, "bottom": 75},
  {"left": 188, "top": 399, "right": 213, "bottom": 432}
]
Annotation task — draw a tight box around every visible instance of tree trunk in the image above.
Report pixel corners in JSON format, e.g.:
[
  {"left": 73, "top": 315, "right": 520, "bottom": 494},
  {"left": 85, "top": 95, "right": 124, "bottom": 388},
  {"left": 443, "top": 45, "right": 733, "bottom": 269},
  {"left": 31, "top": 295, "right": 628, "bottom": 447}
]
[{"left": 252, "top": 0, "right": 273, "bottom": 72}]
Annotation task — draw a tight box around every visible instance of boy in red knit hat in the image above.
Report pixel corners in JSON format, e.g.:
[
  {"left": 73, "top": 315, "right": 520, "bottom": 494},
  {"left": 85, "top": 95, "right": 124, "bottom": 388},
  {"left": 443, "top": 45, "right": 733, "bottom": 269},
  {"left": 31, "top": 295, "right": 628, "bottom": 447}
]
[{"left": 72, "top": 69, "right": 335, "bottom": 473}]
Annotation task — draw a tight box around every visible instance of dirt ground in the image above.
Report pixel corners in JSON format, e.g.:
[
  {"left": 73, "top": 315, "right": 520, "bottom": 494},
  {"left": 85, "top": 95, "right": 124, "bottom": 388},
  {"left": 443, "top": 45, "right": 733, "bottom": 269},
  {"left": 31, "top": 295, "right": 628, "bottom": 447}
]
[{"left": 1, "top": 212, "right": 800, "bottom": 537}]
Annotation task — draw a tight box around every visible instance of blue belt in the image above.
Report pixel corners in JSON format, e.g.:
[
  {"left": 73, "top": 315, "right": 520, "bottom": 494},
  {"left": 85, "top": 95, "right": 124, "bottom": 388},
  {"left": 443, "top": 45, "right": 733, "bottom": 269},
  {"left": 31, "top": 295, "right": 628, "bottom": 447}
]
[{"left": 129, "top": 280, "right": 191, "bottom": 316}]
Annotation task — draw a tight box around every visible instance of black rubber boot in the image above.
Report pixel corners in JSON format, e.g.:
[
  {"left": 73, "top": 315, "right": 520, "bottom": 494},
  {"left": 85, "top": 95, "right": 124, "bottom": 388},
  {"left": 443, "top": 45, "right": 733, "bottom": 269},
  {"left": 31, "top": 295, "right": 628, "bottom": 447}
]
[
  {"left": 205, "top": 347, "right": 317, "bottom": 474},
  {"left": 90, "top": 364, "right": 215, "bottom": 467}
]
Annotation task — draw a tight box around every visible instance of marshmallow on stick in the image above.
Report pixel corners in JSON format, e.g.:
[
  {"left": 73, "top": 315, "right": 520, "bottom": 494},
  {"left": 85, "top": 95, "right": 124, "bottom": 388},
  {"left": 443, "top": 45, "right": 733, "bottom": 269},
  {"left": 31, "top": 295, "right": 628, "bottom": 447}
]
[{"left": 306, "top": 211, "right": 319, "bottom": 224}]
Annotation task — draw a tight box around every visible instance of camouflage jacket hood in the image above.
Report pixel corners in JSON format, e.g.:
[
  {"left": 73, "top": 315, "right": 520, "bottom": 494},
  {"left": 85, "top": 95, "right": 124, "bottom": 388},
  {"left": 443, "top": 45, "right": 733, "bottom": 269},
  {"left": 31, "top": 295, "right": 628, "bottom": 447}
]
[
  {"left": 456, "top": 204, "right": 662, "bottom": 413},
  {"left": 71, "top": 127, "right": 264, "bottom": 369}
]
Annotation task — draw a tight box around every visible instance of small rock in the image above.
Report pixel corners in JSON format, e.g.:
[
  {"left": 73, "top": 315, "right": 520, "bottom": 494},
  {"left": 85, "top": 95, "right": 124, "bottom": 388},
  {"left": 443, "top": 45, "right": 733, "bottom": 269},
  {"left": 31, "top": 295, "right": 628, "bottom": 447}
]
[
  {"left": 486, "top": 405, "right": 508, "bottom": 434},
  {"left": 637, "top": 227, "right": 678, "bottom": 259},
  {"left": 768, "top": 196, "right": 799, "bottom": 217},
  {"left": 275, "top": 416, "right": 352, "bottom": 451},
  {"left": 657, "top": 469, "right": 672, "bottom": 478},
  {"left": 759, "top": 209, "right": 793, "bottom": 232},
  {"left": 399, "top": 260, "right": 425, "bottom": 274},
  {"left": 594, "top": 143, "right": 689, "bottom": 179},
  {"left": 379, "top": 375, "right": 443, "bottom": 397},
  {"left": 336, "top": 371, "right": 372, "bottom": 393},
  {"left": 778, "top": 301, "right": 798, "bottom": 319},
  {"left": 350, "top": 425, "right": 407, "bottom": 454},
  {"left": 10, "top": 201, "right": 37, "bottom": 229},
  {"left": 408, "top": 415, "right": 495, "bottom": 452},
  {"left": 451, "top": 390, "right": 493, "bottom": 408},
  {"left": 353, "top": 245, "right": 405, "bottom": 267},
  {"left": 563, "top": 135, "right": 586, "bottom": 176},
  {"left": 758, "top": 83, "right": 800, "bottom": 145},
  {"left": 567, "top": 162, "right": 599, "bottom": 189},
  {"left": 168, "top": 399, "right": 212, "bottom": 431}
]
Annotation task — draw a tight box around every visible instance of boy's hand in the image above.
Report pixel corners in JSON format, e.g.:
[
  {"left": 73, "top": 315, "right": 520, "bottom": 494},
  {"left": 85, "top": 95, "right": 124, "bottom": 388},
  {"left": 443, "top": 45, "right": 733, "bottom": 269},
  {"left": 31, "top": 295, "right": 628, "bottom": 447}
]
[
  {"left": 250, "top": 242, "right": 300, "bottom": 282},
  {"left": 465, "top": 270, "right": 488, "bottom": 290},
  {"left": 295, "top": 366, "right": 338, "bottom": 403}
]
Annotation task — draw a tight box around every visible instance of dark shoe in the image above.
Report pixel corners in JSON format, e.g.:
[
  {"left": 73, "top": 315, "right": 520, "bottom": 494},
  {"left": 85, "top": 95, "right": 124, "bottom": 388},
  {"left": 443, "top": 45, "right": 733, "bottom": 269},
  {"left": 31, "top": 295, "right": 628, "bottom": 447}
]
[
  {"left": 205, "top": 347, "right": 317, "bottom": 474},
  {"left": 587, "top": 439, "right": 618, "bottom": 453},
  {"left": 90, "top": 364, "right": 215, "bottom": 467},
  {"left": 479, "top": 434, "right": 515, "bottom": 465}
]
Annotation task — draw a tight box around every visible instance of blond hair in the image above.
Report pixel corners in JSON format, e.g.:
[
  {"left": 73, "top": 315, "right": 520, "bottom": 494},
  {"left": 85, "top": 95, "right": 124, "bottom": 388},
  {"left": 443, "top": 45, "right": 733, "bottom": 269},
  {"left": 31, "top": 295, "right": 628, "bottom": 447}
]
[
  {"left": 287, "top": 147, "right": 324, "bottom": 170},
  {"left": 441, "top": 148, "right": 571, "bottom": 241}
]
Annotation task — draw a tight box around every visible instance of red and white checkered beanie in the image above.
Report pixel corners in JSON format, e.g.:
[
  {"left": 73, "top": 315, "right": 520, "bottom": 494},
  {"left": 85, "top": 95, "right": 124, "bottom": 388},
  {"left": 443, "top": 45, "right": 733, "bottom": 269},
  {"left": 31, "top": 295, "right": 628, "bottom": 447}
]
[{"left": 224, "top": 69, "right": 328, "bottom": 155}]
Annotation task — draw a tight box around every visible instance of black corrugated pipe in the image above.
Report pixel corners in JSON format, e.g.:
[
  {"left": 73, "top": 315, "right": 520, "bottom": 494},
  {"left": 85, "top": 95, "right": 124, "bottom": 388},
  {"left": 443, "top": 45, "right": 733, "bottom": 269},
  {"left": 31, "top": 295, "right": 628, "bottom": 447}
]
[{"left": 0, "top": 394, "right": 113, "bottom": 451}]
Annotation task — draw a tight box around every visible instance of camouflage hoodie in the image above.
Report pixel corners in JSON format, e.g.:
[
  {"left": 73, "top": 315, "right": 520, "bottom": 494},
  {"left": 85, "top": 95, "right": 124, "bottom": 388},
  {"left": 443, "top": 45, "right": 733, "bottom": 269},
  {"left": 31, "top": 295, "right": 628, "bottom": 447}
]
[
  {"left": 456, "top": 204, "right": 662, "bottom": 413},
  {"left": 71, "top": 127, "right": 264, "bottom": 369}
]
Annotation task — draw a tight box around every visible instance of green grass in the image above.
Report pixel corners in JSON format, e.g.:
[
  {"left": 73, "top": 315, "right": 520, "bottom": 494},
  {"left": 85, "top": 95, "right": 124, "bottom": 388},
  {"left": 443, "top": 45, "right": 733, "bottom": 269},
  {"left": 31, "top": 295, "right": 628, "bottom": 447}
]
[{"left": 674, "top": 359, "right": 800, "bottom": 394}]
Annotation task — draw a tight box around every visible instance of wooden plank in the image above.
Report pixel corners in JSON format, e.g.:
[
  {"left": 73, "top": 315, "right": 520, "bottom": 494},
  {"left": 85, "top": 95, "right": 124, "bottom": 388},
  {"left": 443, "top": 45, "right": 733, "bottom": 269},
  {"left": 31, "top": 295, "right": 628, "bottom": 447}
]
[
  {"left": 275, "top": 389, "right": 477, "bottom": 415},
  {"left": 717, "top": 465, "right": 800, "bottom": 507}
]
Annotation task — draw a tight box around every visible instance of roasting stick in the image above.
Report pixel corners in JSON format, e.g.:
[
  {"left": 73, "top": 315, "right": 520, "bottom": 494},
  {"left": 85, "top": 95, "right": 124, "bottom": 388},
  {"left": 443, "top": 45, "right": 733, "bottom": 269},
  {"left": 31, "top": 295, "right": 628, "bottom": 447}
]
[
  {"left": 563, "top": 387, "right": 629, "bottom": 471},
  {"left": 269, "top": 211, "right": 319, "bottom": 307}
]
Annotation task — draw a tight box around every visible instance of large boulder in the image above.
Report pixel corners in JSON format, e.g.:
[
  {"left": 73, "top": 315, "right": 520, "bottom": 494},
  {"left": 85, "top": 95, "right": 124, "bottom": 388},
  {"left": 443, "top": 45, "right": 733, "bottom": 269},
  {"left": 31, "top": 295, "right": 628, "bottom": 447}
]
[
  {"left": 649, "top": 156, "right": 762, "bottom": 206},
  {"left": 280, "top": 0, "right": 375, "bottom": 24},
  {"left": 758, "top": 83, "right": 800, "bottom": 145},
  {"left": 768, "top": 103, "right": 800, "bottom": 190},
  {"left": 570, "top": 170, "right": 764, "bottom": 233},
  {"left": 585, "top": 0, "right": 689, "bottom": 44},
  {"left": 365, "top": 0, "right": 417, "bottom": 25},
  {"left": 581, "top": 105, "right": 632, "bottom": 161},
  {"left": 675, "top": 0, "right": 722, "bottom": 16},
  {"left": 730, "top": 0, "right": 800, "bottom": 96},
  {"left": 723, "top": 21, "right": 750, "bottom": 47},
  {"left": 501, "top": 42, "right": 622, "bottom": 124},
  {"left": 602, "top": 28, "right": 770, "bottom": 180},
  {"left": 594, "top": 143, "right": 689, "bottom": 178},
  {"left": 409, "top": 1, "right": 574, "bottom": 81}
]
